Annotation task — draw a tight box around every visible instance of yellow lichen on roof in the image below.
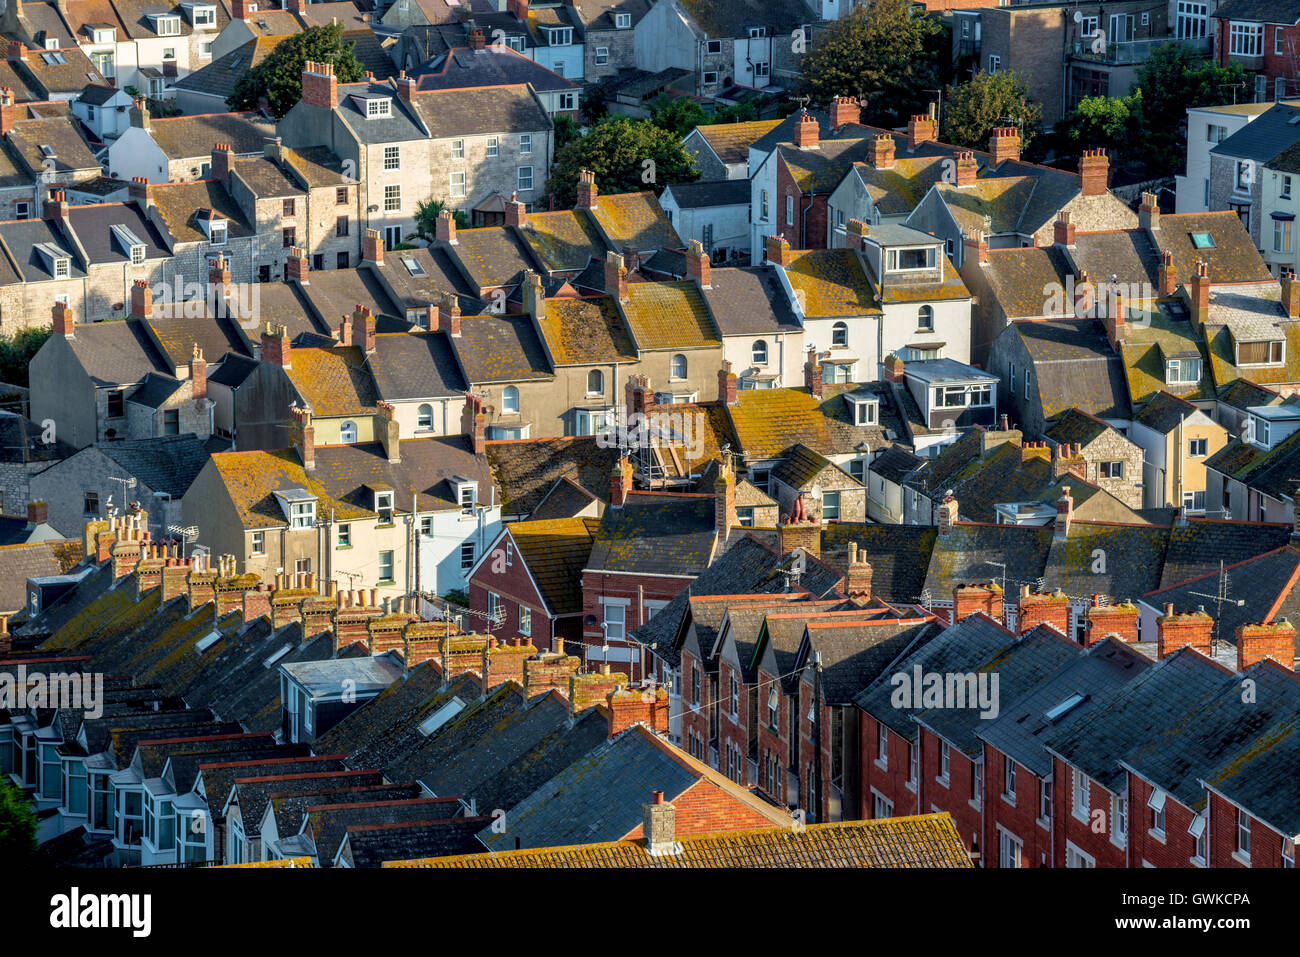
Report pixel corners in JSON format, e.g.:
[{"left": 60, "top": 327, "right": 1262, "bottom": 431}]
[
  {"left": 695, "top": 119, "right": 780, "bottom": 160},
  {"left": 537, "top": 296, "right": 637, "bottom": 365},
  {"left": 621, "top": 280, "right": 720, "bottom": 349},
  {"left": 786, "top": 250, "right": 879, "bottom": 317},
  {"left": 211, "top": 448, "right": 371, "bottom": 528},
  {"left": 285, "top": 346, "right": 377, "bottom": 417},
  {"left": 520, "top": 209, "right": 606, "bottom": 271},
  {"left": 726, "top": 388, "right": 829, "bottom": 460},
  {"left": 1119, "top": 307, "right": 1214, "bottom": 405},
  {"left": 591, "top": 192, "right": 678, "bottom": 251},
  {"left": 1204, "top": 320, "right": 1300, "bottom": 390},
  {"left": 880, "top": 258, "right": 970, "bottom": 304}
]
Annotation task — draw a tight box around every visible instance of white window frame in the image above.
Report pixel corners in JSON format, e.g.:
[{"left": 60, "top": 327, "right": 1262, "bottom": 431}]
[{"left": 449, "top": 172, "right": 466, "bottom": 199}]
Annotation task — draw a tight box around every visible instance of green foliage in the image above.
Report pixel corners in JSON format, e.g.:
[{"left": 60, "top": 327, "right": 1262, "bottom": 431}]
[
  {"left": 0, "top": 325, "right": 50, "bottom": 388},
  {"left": 0, "top": 779, "right": 37, "bottom": 861},
  {"left": 553, "top": 114, "right": 581, "bottom": 151},
  {"left": 1135, "top": 43, "right": 1249, "bottom": 176},
  {"left": 413, "top": 200, "right": 467, "bottom": 242},
  {"left": 442, "top": 588, "right": 469, "bottom": 607},
  {"left": 650, "top": 95, "right": 707, "bottom": 138},
  {"left": 580, "top": 85, "right": 609, "bottom": 125},
  {"left": 1053, "top": 91, "right": 1142, "bottom": 159},
  {"left": 712, "top": 100, "right": 760, "bottom": 124},
  {"left": 228, "top": 24, "right": 364, "bottom": 118},
  {"left": 797, "top": 0, "right": 943, "bottom": 126},
  {"left": 544, "top": 115, "right": 699, "bottom": 207},
  {"left": 942, "top": 69, "right": 1041, "bottom": 150}
]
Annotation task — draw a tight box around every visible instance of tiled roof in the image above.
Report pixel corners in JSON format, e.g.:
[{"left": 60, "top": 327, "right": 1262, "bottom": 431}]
[
  {"left": 149, "top": 112, "right": 276, "bottom": 160},
  {"left": 413, "top": 45, "right": 578, "bottom": 96},
  {"left": 537, "top": 295, "right": 637, "bottom": 365},
  {"left": 619, "top": 279, "right": 720, "bottom": 349},
  {"left": 1045, "top": 407, "right": 1112, "bottom": 447},
  {"left": 171, "top": 38, "right": 282, "bottom": 100},
  {"left": 921, "top": 523, "right": 1054, "bottom": 600},
  {"left": 450, "top": 312, "right": 553, "bottom": 383},
  {"left": 64, "top": 318, "right": 168, "bottom": 387},
  {"left": 1148, "top": 542, "right": 1300, "bottom": 643},
  {"left": 1152, "top": 212, "right": 1274, "bottom": 283},
  {"left": 982, "top": 246, "right": 1073, "bottom": 319},
  {"left": 443, "top": 226, "right": 545, "bottom": 290},
  {"left": 0, "top": 541, "right": 79, "bottom": 612},
  {"left": 785, "top": 250, "right": 879, "bottom": 318},
  {"left": 586, "top": 491, "right": 716, "bottom": 576},
  {"left": 1041, "top": 521, "right": 1172, "bottom": 602},
  {"left": 770, "top": 442, "right": 846, "bottom": 490},
  {"left": 311, "top": 435, "right": 494, "bottom": 514},
  {"left": 342, "top": 818, "right": 486, "bottom": 867},
  {"left": 530, "top": 475, "right": 600, "bottom": 520},
  {"left": 777, "top": 137, "right": 872, "bottom": 193},
  {"left": 590, "top": 192, "right": 678, "bottom": 253},
  {"left": 820, "top": 523, "right": 938, "bottom": 605},
  {"left": 699, "top": 265, "right": 801, "bottom": 336},
  {"left": 286, "top": 345, "right": 377, "bottom": 417},
  {"left": 487, "top": 435, "right": 619, "bottom": 517},
  {"left": 518, "top": 209, "right": 609, "bottom": 272},
  {"left": 209, "top": 448, "right": 371, "bottom": 527},
  {"left": 367, "top": 331, "right": 467, "bottom": 401},
  {"left": 297, "top": 266, "right": 408, "bottom": 334},
  {"left": 411, "top": 83, "right": 550, "bottom": 140},
  {"left": 7, "top": 115, "right": 99, "bottom": 174},
  {"left": 1015, "top": 318, "right": 1133, "bottom": 420},
  {"left": 1119, "top": 303, "right": 1215, "bottom": 405},
  {"left": 150, "top": 179, "right": 253, "bottom": 245},
  {"left": 727, "top": 384, "right": 902, "bottom": 460},
  {"left": 1208, "top": 426, "right": 1300, "bottom": 500},
  {"left": 393, "top": 813, "right": 972, "bottom": 867},
  {"left": 375, "top": 246, "right": 481, "bottom": 314},
  {"left": 97, "top": 435, "right": 211, "bottom": 497},
  {"left": 508, "top": 517, "right": 601, "bottom": 615}
]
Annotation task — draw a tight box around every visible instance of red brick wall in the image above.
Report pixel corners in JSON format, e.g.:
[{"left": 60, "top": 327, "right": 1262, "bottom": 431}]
[
  {"left": 1217, "top": 21, "right": 1300, "bottom": 93},
  {"left": 680, "top": 645, "right": 711, "bottom": 763},
  {"left": 1128, "top": 772, "right": 1202, "bottom": 868},
  {"left": 983, "top": 745, "right": 1051, "bottom": 868},
  {"left": 469, "top": 535, "right": 556, "bottom": 647},
  {"left": 1051, "top": 756, "right": 1126, "bottom": 868},
  {"left": 860, "top": 713, "right": 921, "bottom": 821},
  {"left": 581, "top": 570, "right": 691, "bottom": 675},
  {"left": 1207, "top": 791, "right": 1287, "bottom": 868},
  {"left": 756, "top": 665, "right": 795, "bottom": 806},
  {"left": 918, "top": 728, "right": 983, "bottom": 854},
  {"left": 621, "top": 777, "right": 778, "bottom": 839},
  {"left": 716, "top": 658, "right": 750, "bottom": 785}
]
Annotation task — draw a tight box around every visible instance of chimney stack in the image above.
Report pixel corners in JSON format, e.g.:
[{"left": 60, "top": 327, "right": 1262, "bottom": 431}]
[
  {"left": 1157, "top": 605, "right": 1213, "bottom": 658},
  {"left": 462, "top": 392, "right": 486, "bottom": 455},
  {"left": 954, "top": 150, "right": 977, "bottom": 187},
  {"left": 211, "top": 142, "right": 232, "bottom": 182},
  {"left": 963, "top": 230, "right": 987, "bottom": 265},
  {"left": 261, "top": 322, "right": 291, "bottom": 368},
  {"left": 1138, "top": 191, "right": 1160, "bottom": 232},
  {"left": 830, "top": 95, "right": 860, "bottom": 129},
  {"left": 435, "top": 209, "right": 456, "bottom": 244},
  {"left": 52, "top": 300, "right": 74, "bottom": 337},
  {"left": 129, "top": 95, "right": 150, "bottom": 131},
  {"left": 0, "top": 87, "right": 13, "bottom": 136},
  {"left": 1054, "top": 485, "right": 1073, "bottom": 539},
  {"left": 576, "top": 168, "right": 598, "bottom": 209},
  {"left": 129, "top": 279, "right": 152, "bottom": 319},
  {"left": 363, "top": 228, "right": 383, "bottom": 264},
  {"left": 1191, "top": 260, "right": 1211, "bottom": 325},
  {"left": 937, "top": 493, "right": 958, "bottom": 534},
  {"left": 642, "top": 790, "right": 677, "bottom": 856},
  {"left": 793, "top": 110, "right": 818, "bottom": 148},
  {"left": 189, "top": 345, "right": 206, "bottom": 400},
  {"left": 1053, "top": 210, "right": 1076, "bottom": 247},
  {"left": 1282, "top": 269, "right": 1300, "bottom": 319},
  {"left": 765, "top": 234, "right": 792, "bottom": 268},
  {"left": 1159, "top": 249, "right": 1177, "bottom": 297},
  {"left": 989, "top": 126, "right": 1020, "bottom": 165},
  {"left": 714, "top": 450, "right": 736, "bottom": 536},
  {"left": 717, "top": 359, "right": 737, "bottom": 405},
  {"left": 301, "top": 60, "right": 338, "bottom": 109},
  {"left": 438, "top": 293, "right": 461, "bottom": 336},
  {"left": 804, "top": 353, "right": 823, "bottom": 398},
  {"left": 907, "top": 109, "right": 937, "bottom": 150},
  {"left": 604, "top": 251, "right": 628, "bottom": 302},
  {"left": 1236, "top": 620, "right": 1297, "bottom": 671},
  {"left": 686, "top": 238, "right": 710, "bottom": 288},
  {"left": 844, "top": 541, "right": 873, "bottom": 600},
  {"left": 1079, "top": 149, "right": 1109, "bottom": 196},
  {"left": 504, "top": 193, "right": 526, "bottom": 227},
  {"left": 611, "top": 454, "right": 633, "bottom": 507},
  {"left": 286, "top": 246, "right": 308, "bottom": 283},
  {"left": 884, "top": 353, "right": 905, "bottom": 383},
  {"left": 868, "top": 133, "right": 895, "bottom": 170}
]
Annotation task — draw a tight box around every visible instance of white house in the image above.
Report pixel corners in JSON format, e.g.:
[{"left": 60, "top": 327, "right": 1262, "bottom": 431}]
[
  {"left": 660, "top": 179, "right": 751, "bottom": 262},
  {"left": 71, "top": 85, "right": 135, "bottom": 142},
  {"left": 1176, "top": 102, "right": 1276, "bottom": 214}
]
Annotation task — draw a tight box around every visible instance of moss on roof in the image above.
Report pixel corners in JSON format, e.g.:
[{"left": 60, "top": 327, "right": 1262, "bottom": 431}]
[
  {"left": 786, "top": 250, "right": 879, "bottom": 317},
  {"left": 620, "top": 280, "right": 720, "bottom": 349},
  {"left": 286, "top": 345, "right": 377, "bottom": 417},
  {"left": 210, "top": 448, "right": 371, "bottom": 528},
  {"left": 537, "top": 296, "right": 637, "bottom": 365},
  {"left": 519, "top": 210, "right": 608, "bottom": 272}
]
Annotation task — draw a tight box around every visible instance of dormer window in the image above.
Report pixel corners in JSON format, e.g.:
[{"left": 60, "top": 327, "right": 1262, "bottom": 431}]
[
  {"left": 375, "top": 489, "right": 394, "bottom": 523},
  {"left": 111, "top": 223, "right": 146, "bottom": 265},
  {"left": 847, "top": 395, "right": 878, "bottom": 426},
  {"left": 44, "top": 38, "right": 58, "bottom": 50},
  {"left": 885, "top": 245, "right": 938, "bottom": 272},
  {"left": 209, "top": 219, "right": 227, "bottom": 245},
  {"left": 455, "top": 479, "right": 477, "bottom": 514},
  {"left": 1237, "top": 339, "right": 1284, "bottom": 366},
  {"left": 366, "top": 97, "right": 392, "bottom": 118},
  {"left": 273, "top": 489, "right": 318, "bottom": 529},
  {"left": 1165, "top": 357, "right": 1200, "bottom": 384},
  {"left": 153, "top": 15, "right": 181, "bottom": 36},
  {"left": 184, "top": 4, "right": 217, "bottom": 28},
  {"left": 91, "top": 28, "right": 116, "bottom": 44},
  {"left": 547, "top": 27, "right": 573, "bottom": 45},
  {"left": 36, "top": 242, "right": 72, "bottom": 278},
  {"left": 53, "top": 257, "right": 70, "bottom": 279},
  {"left": 748, "top": 26, "right": 767, "bottom": 38},
  {"left": 615, "top": 12, "right": 631, "bottom": 27}
]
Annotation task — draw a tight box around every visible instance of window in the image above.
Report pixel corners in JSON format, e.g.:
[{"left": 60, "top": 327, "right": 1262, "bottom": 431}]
[
  {"left": 873, "top": 792, "right": 894, "bottom": 819},
  {"left": 908, "top": 742, "right": 918, "bottom": 786},
  {"left": 1112, "top": 795, "right": 1128, "bottom": 846},
  {"left": 83, "top": 491, "right": 100, "bottom": 516},
  {"left": 603, "top": 601, "right": 625, "bottom": 641},
  {"left": 378, "top": 550, "right": 394, "bottom": 583},
  {"left": 1165, "top": 357, "right": 1200, "bottom": 384},
  {"left": 876, "top": 725, "right": 888, "bottom": 766},
  {"left": 336, "top": 187, "right": 348, "bottom": 205},
  {"left": 585, "top": 368, "right": 604, "bottom": 395},
  {"left": 1284, "top": 176, "right": 1294, "bottom": 200},
  {"left": 670, "top": 354, "right": 687, "bottom": 379},
  {"left": 692, "top": 665, "right": 700, "bottom": 705},
  {"left": 518, "top": 166, "right": 534, "bottom": 192},
  {"left": 420, "top": 516, "right": 432, "bottom": 539},
  {"left": 502, "top": 385, "right": 519, "bottom": 414},
  {"left": 282, "top": 227, "right": 295, "bottom": 249},
  {"left": 1237, "top": 809, "right": 1251, "bottom": 857},
  {"left": 1190, "top": 813, "right": 1207, "bottom": 864},
  {"left": 702, "top": 71, "right": 718, "bottom": 86},
  {"left": 918, "top": 305, "right": 934, "bottom": 331},
  {"left": 375, "top": 490, "right": 394, "bottom": 524},
  {"left": 1207, "top": 123, "right": 1228, "bottom": 144},
  {"left": 199, "top": 39, "right": 212, "bottom": 56},
  {"left": 337, "top": 524, "right": 350, "bottom": 548},
  {"left": 14, "top": 202, "right": 28, "bottom": 220},
  {"left": 938, "top": 742, "right": 950, "bottom": 784},
  {"left": 416, "top": 403, "right": 434, "bottom": 430},
  {"left": 451, "top": 139, "right": 465, "bottom": 160},
  {"left": 972, "top": 760, "right": 983, "bottom": 803},
  {"left": 385, "top": 184, "right": 401, "bottom": 211},
  {"left": 594, "top": 46, "right": 608, "bottom": 65},
  {"left": 53, "top": 257, "right": 70, "bottom": 279},
  {"left": 1229, "top": 21, "right": 1263, "bottom": 57},
  {"left": 384, "top": 145, "right": 400, "bottom": 170},
  {"left": 831, "top": 321, "right": 848, "bottom": 347},
  {"left": 162, "top": 409, "right": 179, "bottom": 435},
  {"left": 821, "top": 490, "right": 840, "bottom": 521},
  {"left": 547, "top": 27, "right": 573, "bottom": 44},
  {"left": 460, "top": 542, "right": 475, "bottom": 569},
  {"left": 1099, "top": 461, "right": 1124, "bottom": 479},
  {"left": 488, "top": 592, "right": 503, "bottom": 622},
  {"left": 1004, "top": 761, "right": 1016, "bottom": 801},
  {"left": 728, "top": 674, "right": 739, "bottom": 717},
  {"left": 615, "top": 12, "right": 630, "bottom": 27},
  {"left": 760, "top": 191, "right": 769, "bottom": 221},
  {"left": 1066, "top": 843, "right": 1095, "bottom": 868},
  {"left": 210, "top": 221, "right": 226, "bottom": 245},
  {"left": 1148, "top": 787, "right": 1166, "bottom": 836},
  {"left": 1238, "top": 340, "right": 1284, "bottom": 365},
  {"left": 999, "top": 829, "right": 1022, "bottom": 868},
  {"left": 887, "top": 247, "right": 937, "bottom": 272},
  {"left": 988, "top": 54, "right": 1000, "bottom": 73},
  {"left": 766, "top": 687, "right": 779, "bottom": 729},
  {"left": 785, "top": 194, "right": 794, "bottom": 226},
  {"left": 1072, "top": 768, "right": 1089, "bottom": 820},
  {"left": 458, "top": 484, "right": 476, "bottom": 514},
  {"left": 1177, "top": 1, "right": 1206, "bottom": 38},
  {"left": 753, "top": 61, "right": 769, "bottom": 78},
  {"left": 706, "top": 40, "right": 722, "bottom": 54},
  {"left": 130, "top": 244, "right": 144, "bottom": 265},
  {"left": 1283, "top": 837, "right": 1294, "bottom": 869},
  {"left": 519, "top": 134, "right": 532, "bottom": 155},
  {"left": 1188, "top": 438, "right": 1208, "bottom": 457},
  {"left": 251, "top": 530, "right": 265, "bottom": 555},
  {"left": 1039, "top": 779, "right": 1052, "bottom": 824},
  {"left": 107, "top": 389, "right": 125, "bottom": 418},
  {"left": 1275, "top": 217, "right": 1293, "bottom": 254},
  {"left": 336, "top": 216, "right": 349, "bottom": 238},
  {"left": 752, "top": 339, "right": 768, "bottom": 365},
  {"left": 853, "top": 400, "right": 876, "bottom": 426},
  {"left": 366, "top": 98, "right": 391, "bottom": 118}
]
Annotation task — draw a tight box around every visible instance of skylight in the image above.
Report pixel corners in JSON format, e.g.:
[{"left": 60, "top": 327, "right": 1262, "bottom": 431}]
[
  {"left": 1191, "top": 232, "right": 1215, "bottom": 249},
  {"left": 418, "top": 696, "right": 465, "bottom": 736},
  {"left": 195, "top": 629, "right": 222, "bottom": 653},
  {"left": 402, "top": 257, "right": 424, "bottom": 276},
  {"left": 263, "top": 643, "right": 294, "bottom": 669},
  {"left": 1044, "top": 693, "right": 1085, "bottom": 722}
]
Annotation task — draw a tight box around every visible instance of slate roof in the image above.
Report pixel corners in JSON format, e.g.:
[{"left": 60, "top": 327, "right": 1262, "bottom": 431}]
[
  {"left": 1045, "top": 408, "right": 1112, "bottom": 447},
  {"left": 819, "top": 523, "right": 937, "bottom": 605},
  {"left": 537, "top": 295, "right": 637, "bottom": 365},
  {"left": 727, "top": 384, "right": 905, "bottom": 460},
  {"left": 1014, "top": 318, "right": 1133, "bottom": 420},
  {"left": 590, "top": 192, "right": 679, "bottom": 253},
  {"left": 508, "top": 517, "right": 600, "bottom": 615},
  {"left": 367, "top": 331, "right": 467, "bottom": 401},
  {"left": 285, "top": 344, "right": 377, "bottom": 417},
  {"left": 450, "top": 312, "right": 552, "bottom": 383},
  {"left": 150, "top": 179, "right": 253, "bottom": 245},
  {"left": 411, "top": 83, "right": 551, "bottom": 139},
  {"left": 530, "top": 475, "right": 600, "bottom": 520},
  {"left": 95, "top": 435, "right": 211, "bottom": 496},
  {"left": 443, "top": 226, "right": 546, "bottom": 290},
  {"left": 7, "top": 115, "right": 99, "bottom": 173},
  {"left": 297, "top": 265, "right": 408, "bottom": 334},
  {"left": 1152, "top": 211, "right": 1274, "bottom": 284},
  {"left": 398, "top": 814, "right": 972, "bottom": 867},
  {"left": 341, "top": 817, "right": 486, "bottom": 867},
  {"left": 921, "top": 523, "right": 1054, "bottom": 600},
  {"left": 586, "top": 491, "right": 716, "bottom": 575},
  {"left": 1210, "top": 102, "right": 1300, "bottom": 163},
  {"left": 699, "top": 264, "right": 801, "bottom": 336},
  {"left": 0, "top": 541, "right": 80, "bottom": 612},
  {"left": 1041, "top": 521, "right": 1172, "bottom": 602},
  {"left": 518, "top": 209, "right": 608, "bottom": 272},
  {"left": 170, "top": 38, "right": 281, "bottom": 100},
  {"left": 1119, "top": 302, "right": 1214, "bottom": 405},
  {"left": 619, "top": 279, "right": 720, "bottom": 349},
  {"left": 149, "top": 111, "right": 275, "bottom": 159},
  {"left": 487, "top": 435, "right": 617, "bottom": 518},
  {"left": 805, "top": 617, "right": 941, "bottom": 705},
  {"left": 663, "top": 178, "right": 751, "bottom": 209},
  {"left": 413, "top": 44, "right": 577, "bottom": 95},
  {"left": 375, "top": 246, "right": 482, "bottom": 314},
  {"left": 302, "top": 795, "right": 458, "bottom": 866},
  {"left": 784, "top": 249, "right": 879, "bottom": 317},
  {"left": 63, "top": 318, "right": 169, "bottom": 387}
]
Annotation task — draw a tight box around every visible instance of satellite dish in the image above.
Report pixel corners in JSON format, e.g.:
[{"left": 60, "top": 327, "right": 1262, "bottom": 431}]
[{"left": 810, "top": 483, "right": 824, "bottom": 500}]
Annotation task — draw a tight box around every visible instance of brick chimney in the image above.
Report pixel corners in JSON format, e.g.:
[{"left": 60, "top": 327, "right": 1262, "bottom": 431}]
[
  {"left": 765, "top": 234, "right": 791, "bottom": 268},
  {"left": 1158, "top": 249, "right": 1177, "bottom": 297},
  {"left": 686, "top": 238, "right": 710, "bottom": 288},
  {"left": 955, "top": 150, "right": 977, "bottom": 187},
  {"left": 128, "top": 176, "right": 153, "bottom": 211},
  {"left": 1053, "top": 210, "right": 1075, "bottom": 247},
  {"left": 953, "top": 582, "right": 1003, "bottom": 622},
  {"left": 435, "top": 209, "right": 456, "bottom": 244},
  {"left": 576, "top": 168, "right": 598, "bottom": 209},
  {"left": 1016, "top": 587, "right": 1070, "bottom": 635},
  {"left": 438, "top": 292, "right": 461, "bottom": 336},
  {"left": 26, "top": 500, "right": 47, "bottom": 526},
  {"left": 1138, "top": 191, "right": 1160, "bottom": 232},
  {"left": 289, "top": 406, "right": 314, "bottom": 471},
  {"left": 717, "top": 359, "right": 737, "bottom": 405},
  {"left": 52, "top": 300, "right": 74, "bottom": 337},
  {"left": 936, "top": 493, "right": 958, "bottom": 534},
  {"left": 209, "top": 252, "right": 230, "bottom": 300},
  {"left": 211, "top": 142, "right": 232, "bottom": 182},
  {"left": 395, "top": 70, "right": 415, "bottom": 103},
  {"left": 462, "top": 392, "right": 486, "bottom": 454},
  {"left": 1051, "top": 443, "right": 1086, "bottom": 481},
  {"left": 286, "top": 246, "right": 308, "bottom": 282},
  {"left": 604, "top": 251, "right": 628, "bottom": 301},
  {"left": 0, "top": 87, "right": 13, "bottom": 136},
  {"left": 804, "top": 354, "right": 823, "bottom": 398},
  {"left": 468, "top": 28, "right": 487, "bottom": 50},
  {"left": 1283, "top": 269, "right": 1300, "bottom": 319},
  {"left": 301, "top": 60, "right": 338, "bottom": 109},
  {"left": 963, "top": 230, "right": 987, "bottom": 265},
  {"left": 907, "top": 110, "right": 937, "bottom": 150},
  {"left": 868, "top": 133, "right": 895, "bottom": 170},
  {"left": 354, "top": 304, "right": 376, "bottom": 353},
  {"left": 363, "top": 228, "right": 382, "bottom": 264},
  {"left": 1079, "top": 149, "right": 1109, "bottom": 196},
  {"left": 504, "top": 193, "right": 526, "bottom": 227},
  {"left": 261, "top": 322, "right": 291, "bottom": 368},
  {"left": 1156, "top": 604, "right": 1213, "bottom": 658},
  {"left": 844, "top": 218, "right": 869, "bottom": 252},
  {"left": 1085, "top": 597, "right": 1139, "bottom": 645},
  {"left": 884, "top": 352, "right": 905, "bottom": 383},
  {"left": 641, "top": 788, "right": 677, "bottom": 854},
  {"left": 830, "top": 95, "right": 860, "bottom": 129},
  {"left": 45, "top": 189, "right": 67, "bottom": 221},
  {"left": 1053, "top": 485, "right": 1073, "bottom": 540},
  {"left": 625, "top": 373, "right": 655, "bottom": 418},
  {"left": 989, "top": 126, "right": 1020, "bottom": 165},
  {"left": 611, "top": 453, "right": 633, "bottom": 507},
  {"left": 336, "top": 315, "right": 352, "bottom": 347},
  {"left": 8, "top": 40, "right": 27, "bottom": 63},
  {"left": 793, "top": 110, "right": 818, "bottom": 148},
  {"left": 1190, "top": 260, "right": 1210, "bottom": 325},
  {"left": 129, "top": 279, "right": 152, "bottom": 319},
  {"left": 844, "top": 541, "right": 873, "bottom": 600},
  {"left": 1104, "top": 286, "right": 1126, "bottom": 349},
  {"left": 189, "top": 345, "right": 206, "bottom": 400},
  {"left": 1236, "top": 620, "right": 1296, "bottom": 671},
  {"left": 714, "top": 452, "right": 736, "bottom": 537},
  {"left": 777, "top": 501, "right": 820, "bottom": 559},
  {"left": 232, "top": 0, "right": 252, "bottom": 19}
]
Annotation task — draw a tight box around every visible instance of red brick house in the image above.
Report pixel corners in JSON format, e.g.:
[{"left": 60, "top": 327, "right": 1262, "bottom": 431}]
[{"left": 1213, "top": 0, "right": 1300, "bottom": 101}]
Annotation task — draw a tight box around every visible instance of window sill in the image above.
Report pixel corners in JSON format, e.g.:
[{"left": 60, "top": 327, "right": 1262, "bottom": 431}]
[
  {"left": 935, "top": 775, "right": 949, "bottom": 789},
  {"left": 1037, "top": 816, "right": 1050, "bottom": 830},
  {"left": 376, "top": 579, "right": 396, "bottom": 586},
  {"left": 1191, "top": 856, "right": 1206, "bottom": 868},
  {"left": 1231, "top": 850, "right": 1252, "bottom": 867},
  {"left": 905, "top": 780, "right": 917, "bottom": 794},
  {"left": 1149, "top": 829, "right": 1166, "bottom": 845},
  {"left": 1003, "top": 793, "right": 1016, "bottom": 808},
  {"left": 874, "top": 758, "right": 887, "bottom": 772}
]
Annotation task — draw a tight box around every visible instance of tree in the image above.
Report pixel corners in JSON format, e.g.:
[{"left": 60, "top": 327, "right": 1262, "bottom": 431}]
[
  {"left": 797, "top": 0, "right": 943, "bottom": 126},
  {"left": 650, "top": 95, "right": 707, "bottom": 138},
  {"left": 413, "top": 199, "right": 466, "bottom": 243},
  {"left": 1053, "top": 91, "right": 1142, "bottom": 160},
  {"left": 544, "top": 115, "right": 699, "bottom": 207},
  {"left": 553, "top": 114, "right": 581, "bottom": 151},
  {"left": 228, "top": 23, "right": 364, "bottom": 118},
  {"left": 1136, "top": 43, "right": 1248, "bottom": 176},
  {"left": 942, "top": 69, "right": 1041, "bottom": 151},
  {"left": 0, "top": 326, "right": 50, "bottom": 388},
  {"left": 0, "top": 779, "right": 37, "bottom": 862}
]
